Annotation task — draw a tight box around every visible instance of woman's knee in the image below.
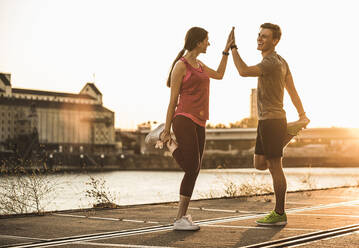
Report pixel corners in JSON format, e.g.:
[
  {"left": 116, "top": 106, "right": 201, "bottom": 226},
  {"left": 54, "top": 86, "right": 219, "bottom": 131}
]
[
  {"left": 184, "top": 169, "right": 200, "bottom": 181},
  {"left": 180, "top": 152, "right": 200, "bottom": 173}
]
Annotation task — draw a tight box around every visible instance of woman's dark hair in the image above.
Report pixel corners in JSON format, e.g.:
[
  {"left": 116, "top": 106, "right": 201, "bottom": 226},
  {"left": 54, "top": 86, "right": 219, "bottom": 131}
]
[{"left": 166, "top": 27, "right": 208, "bottom": 87}]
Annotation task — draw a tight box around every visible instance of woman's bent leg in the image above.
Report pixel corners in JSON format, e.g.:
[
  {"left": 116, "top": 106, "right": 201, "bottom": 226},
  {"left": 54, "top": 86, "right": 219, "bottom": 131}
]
[{"left": 172, "top": 116, "right": 203, "bottom": 218}]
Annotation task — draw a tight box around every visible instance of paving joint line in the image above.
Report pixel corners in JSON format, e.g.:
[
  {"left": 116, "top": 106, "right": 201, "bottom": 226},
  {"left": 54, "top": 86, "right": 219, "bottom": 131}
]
[
  {"left": 52, "top": 213, "right": 160, "bottom": 224},
  {"left": 4, "top": 199, "right": 359, "bottom": 248},
  {"left": 240, "top": 224, "right": 359, "bottom": 248}
]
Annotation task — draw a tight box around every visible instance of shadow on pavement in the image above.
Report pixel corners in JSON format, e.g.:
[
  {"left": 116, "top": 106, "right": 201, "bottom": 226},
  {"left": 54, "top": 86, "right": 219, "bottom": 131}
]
[{"left": 234, "top": 226, "right": 285, "bottom": 247}]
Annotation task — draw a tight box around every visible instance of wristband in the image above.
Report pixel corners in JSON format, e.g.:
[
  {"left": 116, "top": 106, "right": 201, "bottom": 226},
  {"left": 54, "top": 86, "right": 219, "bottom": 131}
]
[
  {"left": 222, "top": 51, "right": 229, "bottom": 56},
  {"left": 230, "top": 44, "right": 238, "bottom": 50}
]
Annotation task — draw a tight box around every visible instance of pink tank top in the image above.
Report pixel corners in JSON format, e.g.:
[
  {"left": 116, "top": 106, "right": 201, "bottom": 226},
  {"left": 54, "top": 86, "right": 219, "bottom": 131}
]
[{"left": 173, "top": 57, "right": 210, "bottom": 127}]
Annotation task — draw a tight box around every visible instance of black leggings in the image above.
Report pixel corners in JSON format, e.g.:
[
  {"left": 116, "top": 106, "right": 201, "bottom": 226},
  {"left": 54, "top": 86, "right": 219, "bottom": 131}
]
[{"left": 172, "top": 115, "right": 206, "bottom": 197}]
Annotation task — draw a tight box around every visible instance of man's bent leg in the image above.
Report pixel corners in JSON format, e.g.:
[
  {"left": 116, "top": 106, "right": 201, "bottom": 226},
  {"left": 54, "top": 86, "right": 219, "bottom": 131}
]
[
  {"left": 267, "top": 157, "right": 287, "bottom": 215},
  {"left": 283, "top": 134, "right": 295, "bottom": 148},
  {"left": 254, "top": 154, "right": 269, "bottom": 170}
]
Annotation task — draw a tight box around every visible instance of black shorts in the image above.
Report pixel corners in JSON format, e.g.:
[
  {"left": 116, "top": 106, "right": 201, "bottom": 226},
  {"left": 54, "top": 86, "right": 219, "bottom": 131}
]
[{"left": 254, "top": 118, "right": 287, "bottom": 159}]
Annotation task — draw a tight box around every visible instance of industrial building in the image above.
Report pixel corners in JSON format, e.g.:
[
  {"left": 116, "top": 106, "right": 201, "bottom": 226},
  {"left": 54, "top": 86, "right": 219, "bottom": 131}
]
[{"left": 0, "top": 73, "right": 115, "bottom": 159}]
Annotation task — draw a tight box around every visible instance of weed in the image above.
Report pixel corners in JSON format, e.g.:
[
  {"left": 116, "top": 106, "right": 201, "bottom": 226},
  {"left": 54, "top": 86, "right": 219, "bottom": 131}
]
[
  {"left": 0, "top": 167, "right": 58, "bottom": 215},
  {"left": 85, "top": 176, "right": 119, "bottom": 208},
  {"left": 199, "top": 173, "right": 273, "bottom": 199},
  {"left": 300, "top": 166, "right": 316, "bottom": 189}
]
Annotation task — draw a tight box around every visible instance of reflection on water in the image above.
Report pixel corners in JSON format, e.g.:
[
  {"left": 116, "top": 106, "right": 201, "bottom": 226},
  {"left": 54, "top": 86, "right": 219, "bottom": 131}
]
[{"left": 40, "top": 167, "right": 359, "bottom": 212}]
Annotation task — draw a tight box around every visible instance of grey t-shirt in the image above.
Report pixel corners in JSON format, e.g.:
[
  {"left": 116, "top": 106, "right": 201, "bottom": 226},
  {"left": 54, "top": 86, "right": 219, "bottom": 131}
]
[{"left": 256, "top": 51, "right": 289, "bottom": 120}]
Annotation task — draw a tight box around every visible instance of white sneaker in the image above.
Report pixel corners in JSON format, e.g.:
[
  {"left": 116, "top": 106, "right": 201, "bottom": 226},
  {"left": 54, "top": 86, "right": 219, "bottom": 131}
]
[
  {"left": 287, "top": 117, "right": 310, "bottom": 136},
  {"left": 145, "top": 123, "right": 165, "bottom": 145},
  {"left": 173, "top": 215, "right": 200, "bottom": 231}
]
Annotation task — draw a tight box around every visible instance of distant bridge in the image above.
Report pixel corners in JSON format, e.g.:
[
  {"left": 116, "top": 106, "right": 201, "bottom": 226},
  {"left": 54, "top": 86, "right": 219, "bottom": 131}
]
[
  {"left": 138, "top": 127, "right": 359, "bottom": 154},
  {"left": 205, "top": 127, "right": 359, "bottom": 141}
]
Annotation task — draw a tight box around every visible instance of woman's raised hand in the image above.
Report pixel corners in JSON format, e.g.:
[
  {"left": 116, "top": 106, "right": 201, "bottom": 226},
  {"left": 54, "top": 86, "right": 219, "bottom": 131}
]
[
  {"left": 231, "top": 27, "right": 236, "bottom": 46},
  {"left": 225, "top": 27, "right": 235, "bottom": 52}
]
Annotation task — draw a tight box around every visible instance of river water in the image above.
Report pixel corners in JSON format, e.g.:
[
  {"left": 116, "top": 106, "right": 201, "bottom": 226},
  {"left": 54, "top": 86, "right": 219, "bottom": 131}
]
[{"left": 16, "top": 167, "right": 356, "bottom": 212}]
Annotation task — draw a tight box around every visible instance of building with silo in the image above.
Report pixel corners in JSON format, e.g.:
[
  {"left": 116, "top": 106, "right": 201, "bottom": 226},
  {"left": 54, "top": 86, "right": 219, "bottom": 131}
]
[{"left": 0, "top": 73, "right": 115, "bottom": 157}]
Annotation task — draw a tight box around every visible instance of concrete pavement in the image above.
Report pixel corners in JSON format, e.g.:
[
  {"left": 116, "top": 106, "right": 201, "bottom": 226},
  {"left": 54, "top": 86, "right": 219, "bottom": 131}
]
[{"left": 1, "top": 187, "right": 359, "bottom": 247}]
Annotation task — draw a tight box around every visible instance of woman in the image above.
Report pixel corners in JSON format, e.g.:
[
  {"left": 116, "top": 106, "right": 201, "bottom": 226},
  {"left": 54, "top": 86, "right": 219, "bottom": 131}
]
[{"left": 160, "top": 27, "right": 233, "bottom": 231}]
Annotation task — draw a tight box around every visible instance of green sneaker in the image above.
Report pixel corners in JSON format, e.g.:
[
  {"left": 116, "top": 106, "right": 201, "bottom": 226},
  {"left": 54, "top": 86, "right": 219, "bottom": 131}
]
[
  {"left": 287, "top": 117, "right": 310, "bottom": 136},
  {"left": 256, "top": 210, "right": 287, "bottom": 226}
]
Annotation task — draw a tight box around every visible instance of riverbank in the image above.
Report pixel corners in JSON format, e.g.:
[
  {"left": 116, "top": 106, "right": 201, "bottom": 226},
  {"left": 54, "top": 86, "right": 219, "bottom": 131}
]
[
  {"left": 2, "top": 167, "right": 359, "bottom": 214},
  {"left": 2, "top": 152, "right": 359, "bottom": 173}
]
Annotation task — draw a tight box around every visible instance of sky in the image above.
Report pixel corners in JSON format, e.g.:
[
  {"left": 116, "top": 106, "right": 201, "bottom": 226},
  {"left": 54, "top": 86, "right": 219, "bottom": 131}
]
[{"left": 0, "top": 0, "right": 358, "bottom": 130}]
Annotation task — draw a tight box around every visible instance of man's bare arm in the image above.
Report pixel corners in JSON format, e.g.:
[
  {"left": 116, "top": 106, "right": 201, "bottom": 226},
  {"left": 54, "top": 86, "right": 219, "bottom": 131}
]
[
  {"left": 231, "top": 48, "right": 262, "bottom": 77},
  {"left": 285, "top": 72, "right": 306, "bottom": 118}
]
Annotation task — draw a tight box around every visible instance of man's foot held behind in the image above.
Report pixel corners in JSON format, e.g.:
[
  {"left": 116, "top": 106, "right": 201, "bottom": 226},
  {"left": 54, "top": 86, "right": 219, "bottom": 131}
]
[{"left": 287, "top": 117, "right": 310, "bottom": 136}]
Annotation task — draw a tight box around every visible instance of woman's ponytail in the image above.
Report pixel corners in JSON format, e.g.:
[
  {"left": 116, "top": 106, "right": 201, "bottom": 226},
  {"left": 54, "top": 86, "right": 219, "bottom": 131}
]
[{"left": 166, "top": 48, "right": 185, "bottom": 88}]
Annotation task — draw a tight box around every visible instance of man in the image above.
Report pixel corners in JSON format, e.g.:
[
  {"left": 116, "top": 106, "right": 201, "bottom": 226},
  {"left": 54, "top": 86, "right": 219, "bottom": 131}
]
[{"left": 230, "top": 23, "right": 309, "bottom": 225}]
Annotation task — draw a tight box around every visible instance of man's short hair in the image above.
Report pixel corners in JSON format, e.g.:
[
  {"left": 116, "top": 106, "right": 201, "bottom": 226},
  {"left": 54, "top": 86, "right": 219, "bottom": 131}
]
[{"left": 260, "top": 23, "right": 282, "bottom": 41}]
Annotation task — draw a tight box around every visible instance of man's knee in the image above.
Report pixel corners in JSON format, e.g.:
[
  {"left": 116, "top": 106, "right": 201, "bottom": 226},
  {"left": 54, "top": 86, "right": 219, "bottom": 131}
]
[
  {"left": 254, "top": 154, "right": 268, "bottom": 170},
  {"left": 267, "top": 157, "right": 283, "bottom": 171}
]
